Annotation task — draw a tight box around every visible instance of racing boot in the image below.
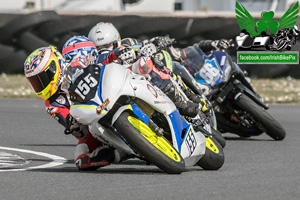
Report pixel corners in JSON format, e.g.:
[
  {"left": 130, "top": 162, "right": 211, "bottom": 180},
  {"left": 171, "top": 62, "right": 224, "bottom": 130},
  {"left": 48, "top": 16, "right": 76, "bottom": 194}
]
[
  {"left": 162, "top": 82, "right": 199, "bottom": 118},
  {"left": 75, "top": 147, "right": 115, "bottom": 171},
  {"left": 181, "top": 86, "right": 211, "bottom": 113}
]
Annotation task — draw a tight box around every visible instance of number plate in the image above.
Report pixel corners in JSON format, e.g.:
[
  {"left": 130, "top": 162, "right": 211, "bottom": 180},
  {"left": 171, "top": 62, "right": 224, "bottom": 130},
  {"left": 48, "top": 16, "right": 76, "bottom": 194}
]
[
  {"left": 185, "top": 129, "right": 197, "bottom": 155},
  {"left": 69, "top": 65, "right": 101, "bottom": 102},
  {"left": 198, "top": 58, "right": 221, "bottom": 86}
]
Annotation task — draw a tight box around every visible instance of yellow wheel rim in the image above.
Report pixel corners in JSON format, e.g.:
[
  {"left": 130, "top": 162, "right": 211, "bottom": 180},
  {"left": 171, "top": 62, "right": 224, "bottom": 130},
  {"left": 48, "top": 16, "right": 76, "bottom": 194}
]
[
  {"left": 128, "top": 116, "right": 181, "bottom": 162},
  {"left": 205, "top": 137, "right": 220, "bottom": 154}
]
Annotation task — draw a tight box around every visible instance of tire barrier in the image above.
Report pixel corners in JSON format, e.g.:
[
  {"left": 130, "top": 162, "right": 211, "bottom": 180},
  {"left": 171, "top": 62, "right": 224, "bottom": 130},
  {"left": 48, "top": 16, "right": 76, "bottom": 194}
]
[
  {"left": 0, "top": 11, "right": 60, "bottom": 73},
  {"left": 0, "top": 11, "right": 60, "bottom": 44},
  {"left": 0, "top": 10, "right": 299, "bottom": 77}
]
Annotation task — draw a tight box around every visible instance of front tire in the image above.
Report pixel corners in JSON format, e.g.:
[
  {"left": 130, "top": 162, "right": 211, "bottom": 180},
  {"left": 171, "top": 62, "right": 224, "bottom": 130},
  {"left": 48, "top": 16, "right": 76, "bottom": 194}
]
[
  {"left": 197, "top": 136, "right": 225, "bottom": 170},
  {"left": 235, "top": 94, "right": 286, "bottom": 140},
  {"left": 114, "top": 111, "right": 185, "bottom": 174},
  {"left": 211, "top": 128, "right": 226, "bottom": 148}
]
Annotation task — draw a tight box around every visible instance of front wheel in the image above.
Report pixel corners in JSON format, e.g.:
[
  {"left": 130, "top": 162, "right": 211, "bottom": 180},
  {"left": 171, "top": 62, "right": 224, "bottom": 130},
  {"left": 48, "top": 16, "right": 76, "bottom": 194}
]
[
  {"left": 235, "top": 94, "right": 286, "bottom": 140},
  {"left": 197, "top": 136, "right": 225, "bottom": 170},
  {"left": 211, "top": 128, "right": 226, "bottom": 148},
  {"left": 114, "top": 111, "right": 185, "bottom": 174}
]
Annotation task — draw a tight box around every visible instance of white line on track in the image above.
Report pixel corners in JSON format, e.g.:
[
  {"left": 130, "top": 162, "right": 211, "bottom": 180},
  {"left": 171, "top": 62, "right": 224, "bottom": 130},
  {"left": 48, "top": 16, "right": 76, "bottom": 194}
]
[{"left": 0, "top": 146, "right": 67, "bottom": 172}]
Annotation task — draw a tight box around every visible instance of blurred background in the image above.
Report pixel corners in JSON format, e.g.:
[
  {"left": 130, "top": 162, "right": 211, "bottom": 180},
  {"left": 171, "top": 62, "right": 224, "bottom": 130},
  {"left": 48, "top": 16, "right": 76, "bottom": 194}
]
[{"left": 0, "top": 0, "right": 299, "bottom": 77}]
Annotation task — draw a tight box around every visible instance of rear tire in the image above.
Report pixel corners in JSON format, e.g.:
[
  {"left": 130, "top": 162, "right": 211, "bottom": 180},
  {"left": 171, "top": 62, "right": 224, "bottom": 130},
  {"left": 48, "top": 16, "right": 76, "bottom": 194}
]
[
  {"left": 197, "top": 136, "right": 225, "bottom": 170},
  {"left": 114, "top": 111, "right": 185, "bottom": 174},
  {"left": 235, "top": 94, "right": 286, "bottom": 140}
]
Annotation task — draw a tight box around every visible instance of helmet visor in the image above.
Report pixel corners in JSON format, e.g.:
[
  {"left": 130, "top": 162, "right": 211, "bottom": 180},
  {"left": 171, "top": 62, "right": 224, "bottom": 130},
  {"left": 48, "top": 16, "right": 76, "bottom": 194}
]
[{"left": 27, "top": 60, "right": 57, "bottom": 93}]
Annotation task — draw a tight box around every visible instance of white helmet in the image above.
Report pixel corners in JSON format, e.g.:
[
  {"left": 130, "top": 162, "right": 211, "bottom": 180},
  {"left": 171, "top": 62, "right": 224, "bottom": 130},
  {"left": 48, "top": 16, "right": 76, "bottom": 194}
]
[{"left": 88, "top": 22, "right": 121, "bottom": 49}]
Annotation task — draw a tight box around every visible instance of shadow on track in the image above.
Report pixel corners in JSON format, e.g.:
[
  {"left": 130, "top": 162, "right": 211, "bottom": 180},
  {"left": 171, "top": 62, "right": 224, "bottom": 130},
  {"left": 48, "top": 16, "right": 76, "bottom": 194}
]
[
  {"left": 20, "top": 144, "right": 76, "bottom": 147},
  {"left": 19, "top": 159, "right": 204, "bottom": 174},
  {"left": 223, "top": 136, "right": 274, "bottom": 141}
]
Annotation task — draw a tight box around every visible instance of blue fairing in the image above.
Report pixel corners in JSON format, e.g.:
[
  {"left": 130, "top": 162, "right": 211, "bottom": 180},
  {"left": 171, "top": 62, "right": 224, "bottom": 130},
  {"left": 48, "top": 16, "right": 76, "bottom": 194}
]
[
  {"left": 131, "top": 104, "right": 149, "bottom": 126},
  {"left": 203, "top": 51, "right": 228, "bottom": 71},
  {"left": 168, "top": 109, "right": 191, "bottom": 153}
]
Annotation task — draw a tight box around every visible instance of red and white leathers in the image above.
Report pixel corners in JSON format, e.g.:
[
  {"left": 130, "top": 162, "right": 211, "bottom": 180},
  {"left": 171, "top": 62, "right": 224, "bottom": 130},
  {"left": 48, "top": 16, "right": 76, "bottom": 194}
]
[
  {"left": 45, "top": 90, "right": 117, "bottom": 170},
  {"left": 131, "top": 56, "right": 171, "bottom": 91}
]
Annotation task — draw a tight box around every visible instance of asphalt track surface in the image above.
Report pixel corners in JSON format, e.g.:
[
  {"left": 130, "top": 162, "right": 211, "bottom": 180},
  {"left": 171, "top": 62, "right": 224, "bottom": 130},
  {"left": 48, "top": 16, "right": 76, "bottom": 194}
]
[{"left": 0, "top": 99, "right": 299, "bottom": 200}]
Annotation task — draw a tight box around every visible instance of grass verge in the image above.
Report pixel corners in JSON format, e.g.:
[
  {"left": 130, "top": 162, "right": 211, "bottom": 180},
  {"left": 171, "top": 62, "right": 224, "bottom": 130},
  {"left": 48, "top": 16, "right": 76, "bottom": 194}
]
[
  {"left": 0, "top": 74, "right": 37, "bottom": 98},
  {"left": 251, "top": 77, "right": 300, "bottom": 103},
  {"left": 1, "top": 73, "right": 300, "bottom": 103}
]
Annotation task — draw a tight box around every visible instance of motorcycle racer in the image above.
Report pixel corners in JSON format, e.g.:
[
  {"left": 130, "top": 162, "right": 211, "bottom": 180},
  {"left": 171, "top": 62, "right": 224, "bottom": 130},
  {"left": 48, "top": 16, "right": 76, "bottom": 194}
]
[
  {"left": 24, "top": 43, "right": 126, "bottom": 171},
  {"left": 88, "top": 22, "right": 136, "bottom": 65}
]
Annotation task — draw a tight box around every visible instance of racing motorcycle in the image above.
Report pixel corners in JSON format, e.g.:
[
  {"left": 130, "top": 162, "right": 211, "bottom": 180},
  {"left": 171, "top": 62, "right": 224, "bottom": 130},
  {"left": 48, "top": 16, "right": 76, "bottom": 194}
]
[
  {"left": 184, "top": 47, "right": 286, "bottom": 140},
  {"left": 61, "top": 59, "right": 224, "bottom": 174}
]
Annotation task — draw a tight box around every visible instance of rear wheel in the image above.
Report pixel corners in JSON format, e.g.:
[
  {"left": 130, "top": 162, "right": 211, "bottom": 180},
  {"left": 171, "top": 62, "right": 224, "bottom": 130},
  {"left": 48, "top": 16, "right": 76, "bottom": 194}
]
[
  {"left": 197, "top": 136, "right": 225, "bottom": 170},
  {"left": 114, "top": 111, "right": 185, "bottom": 174},
  {"left": 235, "top": 94, "right": 286, "bottom": 140}
]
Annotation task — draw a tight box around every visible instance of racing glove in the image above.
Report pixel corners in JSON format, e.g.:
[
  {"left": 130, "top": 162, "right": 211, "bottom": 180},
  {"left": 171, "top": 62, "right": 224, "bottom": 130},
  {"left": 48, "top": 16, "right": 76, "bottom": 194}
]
[
  {"left": 138, "top": 43, "right": 157, "bottom": 57},
  {"left": 65, "top": 114, "right": 88, "bottom": 138},
  {"left": 212, "top": 39, "right": 233, "bottom": 50},
  {"left": 118, "top": 47, "right": 137, "bottom": 64},
  {"left": 150, "top": 35, "right": 175, "bottom": 50}
]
